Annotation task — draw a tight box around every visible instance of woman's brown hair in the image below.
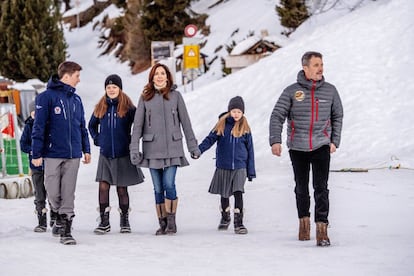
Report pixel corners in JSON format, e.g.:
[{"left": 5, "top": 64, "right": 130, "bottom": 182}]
[
  {"left": 213, "top": 112, "right": 251, "bottom": 138},
  {"left": 141, "top": 63, "right": 174, "bottom": 101},
  {"left": 93, "top": 89, "right": 135, "bottom": 119}
]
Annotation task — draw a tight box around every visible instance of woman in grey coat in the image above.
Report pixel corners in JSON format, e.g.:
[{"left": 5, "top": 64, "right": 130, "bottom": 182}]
[{"left": 130, "top": 63, "right": 200, "bottom": 235}]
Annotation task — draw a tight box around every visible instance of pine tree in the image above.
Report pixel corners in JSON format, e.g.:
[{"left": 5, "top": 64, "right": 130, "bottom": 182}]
[
  {"left": 140, "top": 0, "right": 194, "bottom": 45},
  {"left": 0, "top": 0, "right": 67, "bottom": 82},
  {"left": 276, "top": 0, "right": 309, "bottom": 36}
]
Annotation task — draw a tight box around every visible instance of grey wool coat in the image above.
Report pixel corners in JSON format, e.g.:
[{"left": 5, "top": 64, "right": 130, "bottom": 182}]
[
  {"left": 130, "top": 87, "right": 199, "bottom": 168},
  {"left": 269, "top": 70, "right": 343, "bottom": 152}
]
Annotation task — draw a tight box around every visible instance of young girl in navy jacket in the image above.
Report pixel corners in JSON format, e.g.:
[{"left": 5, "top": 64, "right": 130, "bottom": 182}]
[{"left": 198, "top": 96, "right": 256, "bottom": 234}]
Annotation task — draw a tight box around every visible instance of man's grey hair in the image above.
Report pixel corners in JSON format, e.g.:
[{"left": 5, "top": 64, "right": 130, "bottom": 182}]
[{"left": 301, "top": 51, "right": 323, "bottom": 66}]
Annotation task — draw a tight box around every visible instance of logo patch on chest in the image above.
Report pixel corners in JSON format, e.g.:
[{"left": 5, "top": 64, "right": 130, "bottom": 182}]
[
  {"left": 295, "top": 91, "right": 305, "bottom": 102},
  {"left": 54, "top": 106, "right": 62, "bottom": 114}
]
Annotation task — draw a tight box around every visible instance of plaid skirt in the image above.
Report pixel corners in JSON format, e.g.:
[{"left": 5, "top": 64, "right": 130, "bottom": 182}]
[
  {"left": 208, "top": 168, "right": 246, "bottom": 198},
  {"left": 96, "top": 154, "right": 145, "bottom": 187}
]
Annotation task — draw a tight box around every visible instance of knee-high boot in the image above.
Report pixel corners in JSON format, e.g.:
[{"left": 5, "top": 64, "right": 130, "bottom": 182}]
[
  {"left": 165, "top": 198, "right": 178, "bottom": 234},
  {"left": 155, "top": 203, "right": 167, "bottom": 235}
]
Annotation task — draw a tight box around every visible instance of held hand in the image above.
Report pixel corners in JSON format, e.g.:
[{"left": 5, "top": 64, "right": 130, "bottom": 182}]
[
  {"left": 271, "top": 143, "right": 282, "bottom": 157},
  {"left": 83, "top": 153, "right": 91, "bottom": 164},
  {"left": 32, "top": 157, "right": 43, "bottom": 167},
  {"left": 190, "top": 149, "right": 201, "bottom": 160}
]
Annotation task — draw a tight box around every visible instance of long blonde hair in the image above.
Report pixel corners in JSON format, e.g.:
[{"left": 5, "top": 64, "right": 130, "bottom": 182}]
[{"left": 213, "top": 112, "right": 251, "bottom": 138}]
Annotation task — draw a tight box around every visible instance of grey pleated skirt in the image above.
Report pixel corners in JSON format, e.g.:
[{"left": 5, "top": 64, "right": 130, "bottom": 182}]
[
  {"left": 96, "top": 154, "right": 145, "bottom": 186},
  {"left": 138, "top": 156, "right": 190, "bottom": 169},
  {"left": 208, "top": 168, "right": 247, "bottom": 198}
]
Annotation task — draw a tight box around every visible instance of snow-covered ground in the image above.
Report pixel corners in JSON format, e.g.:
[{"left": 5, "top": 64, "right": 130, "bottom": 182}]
[{"left": 1, "top": 0, "right": 414, "bottom": 275}]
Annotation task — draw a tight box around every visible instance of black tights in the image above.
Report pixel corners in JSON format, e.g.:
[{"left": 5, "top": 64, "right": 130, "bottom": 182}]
[
  {"left": 98, "top": 181, "right": 129, "bottom": 212},
  {"left": 220, "top": 191, "right": 243, "bottom": 211}
]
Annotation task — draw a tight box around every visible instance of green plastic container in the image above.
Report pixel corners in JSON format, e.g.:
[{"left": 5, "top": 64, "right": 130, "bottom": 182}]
[{"left": 0, "top": 138, "right": 29, "bottom": 175}]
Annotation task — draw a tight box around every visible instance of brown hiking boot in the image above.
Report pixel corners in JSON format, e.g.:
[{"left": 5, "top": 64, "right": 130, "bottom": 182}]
[
  {"left": 298, "top": 217, "right": 310, "bottom": 240},
  {"left": 316, "top": 222, "right": 330, "bottom": 246}
]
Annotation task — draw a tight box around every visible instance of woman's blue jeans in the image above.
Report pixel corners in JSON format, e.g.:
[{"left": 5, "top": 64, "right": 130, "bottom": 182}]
[{"left": 149, "top": 166, "right": 177, "bottom": 204}]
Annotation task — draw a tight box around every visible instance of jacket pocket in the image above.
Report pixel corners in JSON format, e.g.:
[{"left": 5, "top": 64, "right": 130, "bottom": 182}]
[
  {"left": 143, "top": 133, "right": 155, "bottom": 142},
  {"left": 172, "top": 131, "right": 183, "bottom": 141},
  {"left": 323, "top": 120, "right": 331, "bottom": 138}
]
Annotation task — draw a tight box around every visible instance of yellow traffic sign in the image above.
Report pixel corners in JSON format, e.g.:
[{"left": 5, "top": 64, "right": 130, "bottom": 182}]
[{"left": 183, "top": 45, "right": 200, "bottom": 69}]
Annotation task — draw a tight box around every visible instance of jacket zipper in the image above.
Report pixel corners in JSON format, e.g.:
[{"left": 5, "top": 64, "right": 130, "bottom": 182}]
[
  {"left": 315, "top": 98, "right": 319, "bottom": 121},
  {"left": 110, "top": 105, "right": 115, "bottom": 158},
  {"left": 231, "top": 136, "right": 235, "bottom": 170},
  {"left": 60, "top": 99, "right": 72, "bottom": 157}
]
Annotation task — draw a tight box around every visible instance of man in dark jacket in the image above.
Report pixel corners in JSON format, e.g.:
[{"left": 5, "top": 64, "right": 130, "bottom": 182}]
[
  {"left": 32, "top": 61, "right": 91, "bottom": 245},
  {"left": 269, "top": 51, "right": 343, "bottom": 247}
]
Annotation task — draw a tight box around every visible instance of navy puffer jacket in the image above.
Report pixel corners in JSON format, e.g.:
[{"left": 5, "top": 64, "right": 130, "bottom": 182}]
[
  {"left": 199, "top": 116, "right": 256, "bottom": 179},
  {"left": 88, "top": 97, "right": 136, "bottom": 158}
]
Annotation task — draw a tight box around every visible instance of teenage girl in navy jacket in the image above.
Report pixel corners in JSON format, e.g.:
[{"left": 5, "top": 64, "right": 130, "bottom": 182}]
[
  {"left": 198, "top": 96, "right": 256, "bottom": 234},
  {"left": 88, "top": 74, "right": 144, "bottom": 234}
]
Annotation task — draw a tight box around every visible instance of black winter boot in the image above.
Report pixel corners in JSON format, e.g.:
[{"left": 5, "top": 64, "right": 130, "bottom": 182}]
[
  {"left": 119, "top": 207, "right": 131, "bottom": 233},
  {"left": 50, "top": 210, "right": 58, "bottom": 227},
  {"left": 218, "top": 206, "right": 231, "bottom": 230},
  {"left": 34, "top": 208, "right": 47, "bottom": 232},
  {"left": 234, "top": 208, "right": 248, "bottom": 234},
  {"left": 52, "top": 212, "right": 63, "bottom": 237},
  {"left": 94, "top": 206, "right": 111, "bottom": 235},
  {"left": 60, "top": 214, "right": 76, "bottom": 245}
]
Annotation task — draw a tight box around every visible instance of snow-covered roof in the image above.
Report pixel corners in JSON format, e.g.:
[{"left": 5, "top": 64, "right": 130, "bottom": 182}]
[
  {"left": 230, "top": 35, "right": 285, "bottom": 56},
  {"left": 10, "top": 79, "right": 45, "bottom": 91},
  {"left": 230, "top": 36, "right": 261, "bottom": 55}
]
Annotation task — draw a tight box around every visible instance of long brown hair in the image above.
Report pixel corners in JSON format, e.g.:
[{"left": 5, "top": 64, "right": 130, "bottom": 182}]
[
  {"left": 213, "top": 112, "right": 251, "bottom": 138},
  {"left": 93, "top": 90, "right": 135, "bottom": 119},
  {"left": 142, "top": 63, "right": 174, "bottom": 101}
]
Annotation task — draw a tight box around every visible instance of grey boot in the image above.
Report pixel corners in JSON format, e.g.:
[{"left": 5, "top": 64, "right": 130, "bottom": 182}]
[
  {"left": 155, "top": 203, "right": 167, "bottom": 235},
  {"left": 165, "top": 198, "right": 178, "bottom": 234}
]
